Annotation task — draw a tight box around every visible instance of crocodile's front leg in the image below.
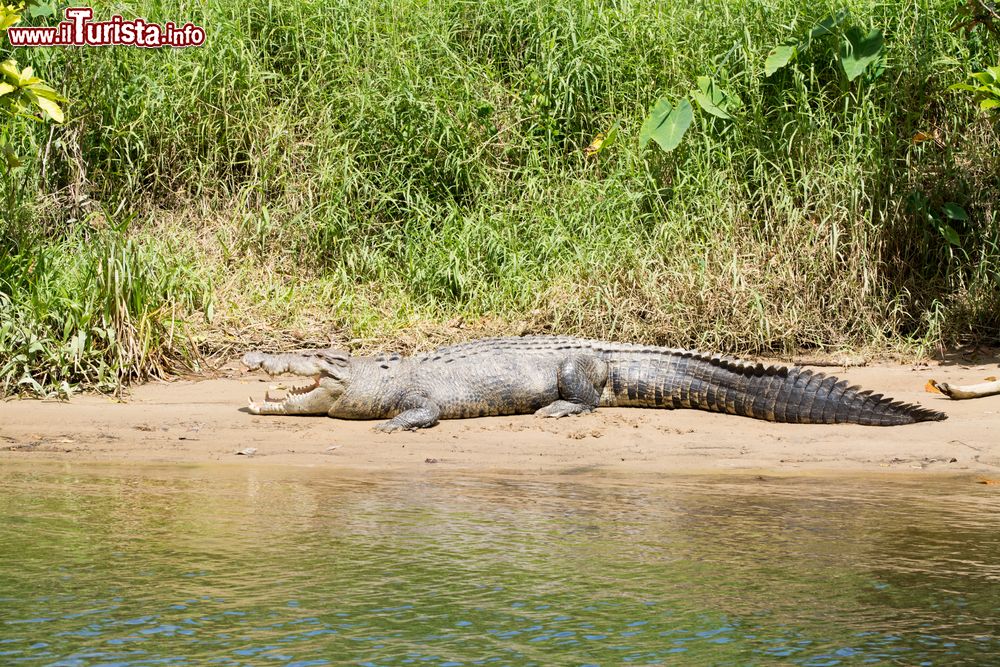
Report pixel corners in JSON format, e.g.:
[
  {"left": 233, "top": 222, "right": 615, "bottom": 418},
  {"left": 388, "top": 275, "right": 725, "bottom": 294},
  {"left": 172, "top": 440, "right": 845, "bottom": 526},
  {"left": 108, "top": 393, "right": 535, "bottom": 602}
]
[{"left": 372, "top": 395, "right": 441, "bottom": 433}]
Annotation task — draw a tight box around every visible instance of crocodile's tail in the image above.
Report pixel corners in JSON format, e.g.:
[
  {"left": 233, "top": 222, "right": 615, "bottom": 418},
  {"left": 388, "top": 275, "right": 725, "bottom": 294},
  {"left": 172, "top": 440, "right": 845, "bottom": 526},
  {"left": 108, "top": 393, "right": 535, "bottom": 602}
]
[{"left": 605, "top": 352, "right": 946, "bottom": 426}]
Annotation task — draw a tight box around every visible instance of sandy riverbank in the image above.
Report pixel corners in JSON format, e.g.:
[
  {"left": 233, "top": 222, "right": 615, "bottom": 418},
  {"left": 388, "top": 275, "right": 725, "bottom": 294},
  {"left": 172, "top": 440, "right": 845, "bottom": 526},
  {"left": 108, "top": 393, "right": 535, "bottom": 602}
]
[{"left": 1, "top": 357, "right": 998, "bottom": 475}]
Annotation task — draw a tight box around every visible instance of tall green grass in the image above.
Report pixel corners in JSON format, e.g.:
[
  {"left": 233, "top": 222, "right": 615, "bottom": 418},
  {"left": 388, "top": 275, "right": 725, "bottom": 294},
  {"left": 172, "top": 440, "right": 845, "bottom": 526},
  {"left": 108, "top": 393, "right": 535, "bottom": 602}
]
[
  {"left": 2, "top": 0, "right": 998, "bottom": 394},
  {"left": 0, "top": 209, "right": 208, "bottom": 394}
]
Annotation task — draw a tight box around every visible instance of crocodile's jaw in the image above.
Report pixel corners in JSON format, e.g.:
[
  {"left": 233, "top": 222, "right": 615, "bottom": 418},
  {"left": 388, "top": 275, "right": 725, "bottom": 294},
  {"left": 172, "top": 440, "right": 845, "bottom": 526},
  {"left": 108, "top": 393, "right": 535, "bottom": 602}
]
[{"left": 247, "top": 376, "right": 341, "bottom": 415}]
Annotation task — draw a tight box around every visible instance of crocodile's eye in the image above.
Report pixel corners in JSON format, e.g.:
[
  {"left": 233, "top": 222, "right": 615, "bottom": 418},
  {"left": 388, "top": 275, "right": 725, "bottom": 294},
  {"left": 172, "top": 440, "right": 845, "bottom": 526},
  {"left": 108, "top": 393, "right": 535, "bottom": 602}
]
[{"left": 317, "top": 351, "right": 350, "bottom": 368}]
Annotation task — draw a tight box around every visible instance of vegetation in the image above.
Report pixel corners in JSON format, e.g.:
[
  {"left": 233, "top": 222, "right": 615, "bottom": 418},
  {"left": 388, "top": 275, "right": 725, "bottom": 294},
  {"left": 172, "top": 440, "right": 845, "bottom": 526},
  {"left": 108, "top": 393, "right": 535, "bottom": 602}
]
[{"left": 1, "top": 0, "right": 998, "bottom": 395}]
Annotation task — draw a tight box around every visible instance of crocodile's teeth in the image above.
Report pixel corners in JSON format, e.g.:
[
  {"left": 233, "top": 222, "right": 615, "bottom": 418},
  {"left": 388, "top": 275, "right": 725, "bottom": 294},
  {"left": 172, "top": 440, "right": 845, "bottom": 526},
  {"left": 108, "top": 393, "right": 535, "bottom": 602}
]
[
  {"left": 288, "top": 377, "right": 319, "bottom": 395},
  {"left": 247, "top": 396, "right": 259, "bottom": 414}
]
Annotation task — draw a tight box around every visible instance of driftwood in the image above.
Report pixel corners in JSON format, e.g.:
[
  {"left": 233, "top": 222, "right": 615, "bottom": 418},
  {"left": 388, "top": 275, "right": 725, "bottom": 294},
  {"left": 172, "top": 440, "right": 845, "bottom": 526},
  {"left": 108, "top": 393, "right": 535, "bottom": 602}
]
[{"left": 929, "top": 378, "right": 1000, "bottom": 400}]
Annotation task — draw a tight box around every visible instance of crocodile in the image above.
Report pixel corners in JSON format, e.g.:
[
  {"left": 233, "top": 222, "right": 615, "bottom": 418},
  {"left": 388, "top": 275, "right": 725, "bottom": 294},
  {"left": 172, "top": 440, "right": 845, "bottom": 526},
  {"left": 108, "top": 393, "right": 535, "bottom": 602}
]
[{"left": 241, "top": 336, "right": 946, "bottom": 431}]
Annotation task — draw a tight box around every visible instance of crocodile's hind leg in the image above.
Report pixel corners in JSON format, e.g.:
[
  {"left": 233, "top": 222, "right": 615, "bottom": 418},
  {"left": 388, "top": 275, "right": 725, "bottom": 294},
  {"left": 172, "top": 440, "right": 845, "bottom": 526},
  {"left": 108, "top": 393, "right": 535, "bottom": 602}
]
[
  {"left": 535, "top": 355, "right": 608, "bottom": 418},
  {"left": 373, "top": 396, "right": 442, "bottom": 433}
]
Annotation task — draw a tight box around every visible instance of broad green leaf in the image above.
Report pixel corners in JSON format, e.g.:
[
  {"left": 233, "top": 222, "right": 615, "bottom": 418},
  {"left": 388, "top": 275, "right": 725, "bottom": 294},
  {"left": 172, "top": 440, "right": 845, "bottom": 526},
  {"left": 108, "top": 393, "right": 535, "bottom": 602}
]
[
  {"left": 27, "top": 82, "right": 66, "bottom": 102},
  {"left": 0, "top": 62, "right": 42, "bottom": 88},
  {"left": 809, "top": 10, "right": 849, "bottom": 39},
  {"left": 942, "top": 203, "right": 968, "bottom": 221},
  {"left": 25, "top": 89, "right": 63, "bottom": 122},
  {"left": 948, "top": 82, "right": 981, "bottom": 92},
  {"left": 938, "top": 223, "right": 960, "bottom": 247},
  {"left": 690, "top": 76, "right": 737, "bottom": 119},
  {"left": 639, "top": 97, "right": 672, "bottom": 147},
  {"left": 0, "top": 8, "right": 22, "bottom": 31},
  {"left": 839, "top": 27, "right": 884, "bottom": 82},
  {"left": 765, "top": 42, "right": 797, "bottom": 76},
  {"left": 971, "top": 71, "right": 996, "bottom": 85},
  {"left": 17, "top": 73, "right": 41, "bottom": 87},
  {"left": 28, "top": 2, "right": 55, "bottom": 18},
  {"left": 982, "top": 99, "right": 1000, "bottom": 111},
  {"left": 0, "top": 82, "right": 14, "bottom": 96},
  {"left": 640, "top": 97, "right": 693, "bottom": 153},
  {"left": 0, "top": 59, "right": 21, "bottom": 83}
]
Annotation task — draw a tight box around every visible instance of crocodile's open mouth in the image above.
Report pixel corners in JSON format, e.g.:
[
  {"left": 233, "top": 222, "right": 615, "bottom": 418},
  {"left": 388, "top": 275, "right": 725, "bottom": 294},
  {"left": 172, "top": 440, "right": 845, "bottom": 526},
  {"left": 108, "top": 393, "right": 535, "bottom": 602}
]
[
  {"left": 247, "top": 375, "right": 322, "bottom": 414},
  {"left": 264, "top": 375, "right": 320, "bottom": 401}
]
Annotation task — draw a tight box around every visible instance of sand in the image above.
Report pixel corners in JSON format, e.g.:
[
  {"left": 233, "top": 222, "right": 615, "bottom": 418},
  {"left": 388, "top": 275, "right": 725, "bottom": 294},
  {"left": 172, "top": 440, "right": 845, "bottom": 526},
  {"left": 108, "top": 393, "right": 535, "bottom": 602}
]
[{"left": 1, "top": 356, "right": 998, "bottom": 475}]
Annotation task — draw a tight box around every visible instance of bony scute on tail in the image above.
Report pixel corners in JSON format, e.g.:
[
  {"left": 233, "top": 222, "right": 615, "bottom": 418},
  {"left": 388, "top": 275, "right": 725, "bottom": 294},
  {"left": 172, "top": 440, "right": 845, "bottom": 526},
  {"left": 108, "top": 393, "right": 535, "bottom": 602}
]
[{"left": 242, "top": 336, "right": 947, "bottom": 431}]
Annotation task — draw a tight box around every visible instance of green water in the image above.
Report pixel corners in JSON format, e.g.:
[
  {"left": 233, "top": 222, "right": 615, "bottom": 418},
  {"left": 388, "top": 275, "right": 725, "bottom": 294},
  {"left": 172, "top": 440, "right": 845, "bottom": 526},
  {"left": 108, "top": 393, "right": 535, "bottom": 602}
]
[{"left": 1, "top": 465, "right": 998, "bottom": 666}]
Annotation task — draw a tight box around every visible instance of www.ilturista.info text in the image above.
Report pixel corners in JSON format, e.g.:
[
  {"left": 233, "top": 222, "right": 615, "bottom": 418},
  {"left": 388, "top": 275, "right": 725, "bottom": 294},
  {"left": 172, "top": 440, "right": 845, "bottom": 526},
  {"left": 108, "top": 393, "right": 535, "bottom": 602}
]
[{"left": 6, "top": 7, "right": 205, "bottom": 48}]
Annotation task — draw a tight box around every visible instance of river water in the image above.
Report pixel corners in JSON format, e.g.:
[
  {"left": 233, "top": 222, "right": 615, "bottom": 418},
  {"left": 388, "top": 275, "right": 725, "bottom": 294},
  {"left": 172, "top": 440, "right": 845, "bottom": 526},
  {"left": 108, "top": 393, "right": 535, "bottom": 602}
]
[{"left": 1, "top": 464, "right": 998, "bottom": 666}]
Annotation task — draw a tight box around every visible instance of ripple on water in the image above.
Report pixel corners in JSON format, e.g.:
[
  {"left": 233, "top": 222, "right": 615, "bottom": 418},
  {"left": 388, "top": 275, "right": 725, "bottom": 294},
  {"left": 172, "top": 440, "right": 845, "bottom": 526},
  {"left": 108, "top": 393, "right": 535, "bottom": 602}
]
[{"left": 0, "top": 468, "right": 998, "bottom": 666}]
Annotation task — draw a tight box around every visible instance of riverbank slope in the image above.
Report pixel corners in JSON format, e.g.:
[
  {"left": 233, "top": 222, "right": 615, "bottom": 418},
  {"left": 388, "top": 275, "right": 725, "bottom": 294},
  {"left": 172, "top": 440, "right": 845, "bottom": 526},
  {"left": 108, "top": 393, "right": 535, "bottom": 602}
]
[{"left": 2, "top": 358, "right": 997, "bottom": 475}]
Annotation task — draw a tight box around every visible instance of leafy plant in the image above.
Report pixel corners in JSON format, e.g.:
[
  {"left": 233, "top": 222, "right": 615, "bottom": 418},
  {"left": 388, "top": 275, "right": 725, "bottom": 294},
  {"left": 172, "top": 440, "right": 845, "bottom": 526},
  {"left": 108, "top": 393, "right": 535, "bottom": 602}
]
[
  {"left": 0, "top": 1, "right": 65, "bottom": 170},
  {"left": 949, "top": 65, "right": 1000, "bottom": 111},
  {"left": 764, "top": 11, "right": 885, "bottom": 84},
  {"left": 764, "top": 41, "right": 798, "bottom": 77},
  {"left": 689, "top": 76, "right": 739, "bottom": 120},
  {"left": 0, "top": 59, "right": 65, "bottom": 122},
  {"left": 639, "top": 77, "right": 738, "bottom": 153},
  {"left": 909, "top": 192, "right": 969, "bottom": 249},
  {"left": 838, "top": 27, "right": 885, "bottom": 82},
  {"left": 639, "top": 97, "right": 693, "bottom": 152}
]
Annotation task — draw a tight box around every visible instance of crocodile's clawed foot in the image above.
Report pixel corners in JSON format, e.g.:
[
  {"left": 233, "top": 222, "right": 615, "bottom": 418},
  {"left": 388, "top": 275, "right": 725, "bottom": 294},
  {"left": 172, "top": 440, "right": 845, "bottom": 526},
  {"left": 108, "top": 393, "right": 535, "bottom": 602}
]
[
  {"left": 534, "top": 400, "right": 594, "bottom": 418},
  {"left": 373, "top": 421, "right": 406, "bottom": 433}
]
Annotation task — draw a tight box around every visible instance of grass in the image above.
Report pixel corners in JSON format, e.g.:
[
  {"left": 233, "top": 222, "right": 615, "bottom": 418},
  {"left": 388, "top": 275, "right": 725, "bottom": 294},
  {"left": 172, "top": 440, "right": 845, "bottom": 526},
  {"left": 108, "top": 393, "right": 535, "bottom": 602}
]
[
  {"left": 1, "top": 0, "right": 999, "bottom": 394},
  {"left": 0, "top": 207, "right": 208, "bottom": 394}
]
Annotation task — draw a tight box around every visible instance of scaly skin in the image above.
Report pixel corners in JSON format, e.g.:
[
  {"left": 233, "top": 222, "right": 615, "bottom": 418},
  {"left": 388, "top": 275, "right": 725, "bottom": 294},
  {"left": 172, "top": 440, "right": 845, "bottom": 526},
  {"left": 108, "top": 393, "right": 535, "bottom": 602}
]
[{"left": 242, "top": 336, "right": 947, "bottom": 432}]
